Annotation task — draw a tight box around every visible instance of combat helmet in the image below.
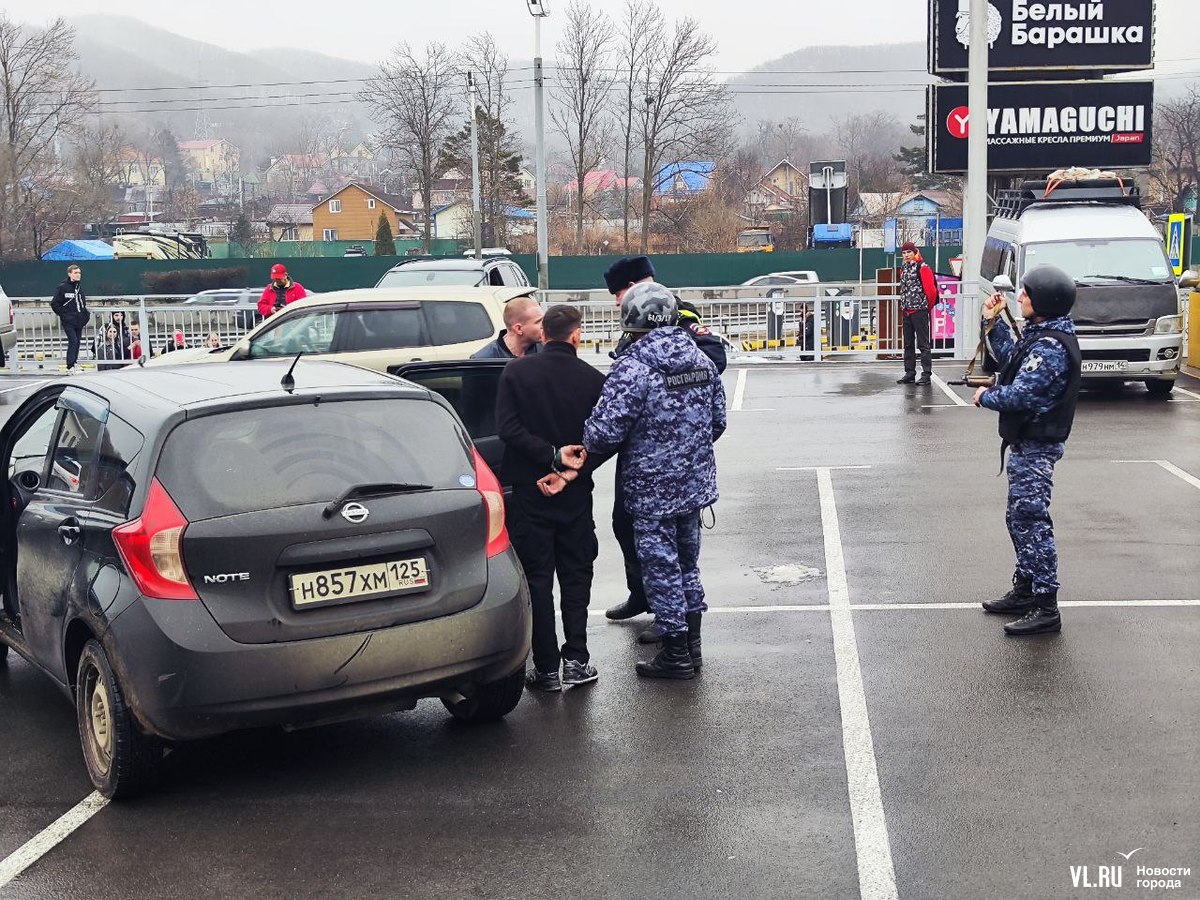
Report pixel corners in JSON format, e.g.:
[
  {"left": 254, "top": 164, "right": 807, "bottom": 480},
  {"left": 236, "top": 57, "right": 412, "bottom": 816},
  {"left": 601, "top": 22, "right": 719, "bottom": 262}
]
[
  {"left": 1023, "top": 265, "right": 1076, "bottom": 318},
  {"left": 620, "top": 281, "right": 678, "bottom": 333}
]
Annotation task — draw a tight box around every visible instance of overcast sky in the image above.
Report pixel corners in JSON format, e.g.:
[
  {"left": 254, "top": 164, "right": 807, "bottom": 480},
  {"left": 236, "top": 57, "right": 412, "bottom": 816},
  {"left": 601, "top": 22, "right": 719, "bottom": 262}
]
[{"left": 8, "top": 0, "right": 1196, "bottom": 74}]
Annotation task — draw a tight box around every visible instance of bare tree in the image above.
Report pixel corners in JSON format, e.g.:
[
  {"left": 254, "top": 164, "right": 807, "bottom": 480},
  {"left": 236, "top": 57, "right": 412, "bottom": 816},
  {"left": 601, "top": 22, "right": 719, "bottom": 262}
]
[
  {"left": 617, "top": 0, "right": 662, "bottom": 251},
  {"left": 1149, "top": 86, "right": 1200, "bottom": 213},
  {"left": 637, "top": 16, "right": 732, "bottom": 253},
  {"left": 551, "top": 2, "right": 615, "bottom": 252},
  {"left": 72, "top": 122, "right": 125, "bottom": 234},
  {"left": 0, "top": 14, "right": 95, "bottom": 259},
  {"left": 362, "top": 43, "right": 459, "bottom": 252}
]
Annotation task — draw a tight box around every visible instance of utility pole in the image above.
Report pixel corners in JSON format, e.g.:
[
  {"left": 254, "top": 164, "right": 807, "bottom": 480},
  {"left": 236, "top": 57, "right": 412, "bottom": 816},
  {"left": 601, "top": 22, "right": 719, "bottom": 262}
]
[
  {"left": 468, "top": 72, "right": 483, "bottom": 260},
  {"left": 959, "top": 0, "right": 990, "bottom": 359},
  {"left": 528, "top": 1, "right": 551, "bottom": 291}
]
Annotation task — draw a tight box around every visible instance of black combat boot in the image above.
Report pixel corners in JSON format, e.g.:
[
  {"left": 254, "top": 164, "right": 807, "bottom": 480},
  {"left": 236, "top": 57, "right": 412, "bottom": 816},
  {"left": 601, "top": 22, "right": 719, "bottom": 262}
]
[
  {"left": 637, "top": 621, "right": 664, "bottom": 644},
  {"left": 686, "top": 612, "right": 702, "bottom": 671},
  {"left": 636, "top": 633, "right": 696, "bottom": 680},
  {"left": 605, "top": 596, "right": 649, "bottom": 620},
  {"left": 1004, "top": 593, "right": 1062, "bottom": 636},
  {"left": 982, "top": 574, "right": 1036, "bottom": 614},
  {"left": 915, "top": 373, "right": 931, "bottom": 385},
  {"left": 896, "top": 373, "right": 916, "bottom": 384}
]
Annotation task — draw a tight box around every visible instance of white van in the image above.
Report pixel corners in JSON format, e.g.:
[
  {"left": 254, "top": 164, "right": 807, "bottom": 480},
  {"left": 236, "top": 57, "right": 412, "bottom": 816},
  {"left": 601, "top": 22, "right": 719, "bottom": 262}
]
[{"left": 979, "top": 179, "right": 1183, "bottom": 396}]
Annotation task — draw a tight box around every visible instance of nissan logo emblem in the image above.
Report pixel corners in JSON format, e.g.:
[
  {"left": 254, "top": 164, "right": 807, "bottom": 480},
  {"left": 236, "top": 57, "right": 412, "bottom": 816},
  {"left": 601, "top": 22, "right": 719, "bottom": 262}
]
[{"left": 340, "top": 502, "right": 370, "bottom": 524}]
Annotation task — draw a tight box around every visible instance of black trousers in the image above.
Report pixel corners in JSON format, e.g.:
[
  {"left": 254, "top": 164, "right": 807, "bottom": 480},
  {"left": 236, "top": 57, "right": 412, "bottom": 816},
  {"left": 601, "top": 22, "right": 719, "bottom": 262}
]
[
  {"left": 902, "top": 309, "right": 932, "bottom": 376},
  {"left": 62, "top": 321, "right": 85, "bottom": 368},
  {"left": 507, "top": 487, "right": 598, "bottom": 672},
  {"left": 612, "top": 480, "right": 649, "bottom": 614}
]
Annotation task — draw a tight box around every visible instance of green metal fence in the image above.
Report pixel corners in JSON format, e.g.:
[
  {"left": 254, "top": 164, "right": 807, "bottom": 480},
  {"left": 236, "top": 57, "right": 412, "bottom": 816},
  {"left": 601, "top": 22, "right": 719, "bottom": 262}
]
[{"left": 2, "top": 246, "right": 962, "bottom": 297}]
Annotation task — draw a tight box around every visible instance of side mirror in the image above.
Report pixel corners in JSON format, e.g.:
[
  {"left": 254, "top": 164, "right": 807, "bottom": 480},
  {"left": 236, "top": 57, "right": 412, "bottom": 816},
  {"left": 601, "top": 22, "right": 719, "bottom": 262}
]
[
  {"left": 230, "top": 341, "right": 250, "bottom": 362},
  {"left": 1178, "top": 270, "right": 1199, "bottom": 290},
  {"left": 993, "top": 274, "right": 1016, "bottom": 295}
]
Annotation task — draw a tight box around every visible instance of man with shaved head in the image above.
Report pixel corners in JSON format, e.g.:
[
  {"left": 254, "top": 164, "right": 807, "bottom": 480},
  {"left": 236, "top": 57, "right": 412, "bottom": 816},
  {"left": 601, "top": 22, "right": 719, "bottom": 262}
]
[{"left": 471, "top": 295, "right": 545, "bottom": 359}]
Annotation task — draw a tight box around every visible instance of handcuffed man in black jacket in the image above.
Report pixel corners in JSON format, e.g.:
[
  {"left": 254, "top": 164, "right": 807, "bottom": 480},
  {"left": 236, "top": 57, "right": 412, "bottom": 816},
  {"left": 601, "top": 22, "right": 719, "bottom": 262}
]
[
  {"left": 496, "top": 304, "right": 607, "bottom": 692},
  {"left": 600, "top": 256, "right": 727, "bottom": 642}
]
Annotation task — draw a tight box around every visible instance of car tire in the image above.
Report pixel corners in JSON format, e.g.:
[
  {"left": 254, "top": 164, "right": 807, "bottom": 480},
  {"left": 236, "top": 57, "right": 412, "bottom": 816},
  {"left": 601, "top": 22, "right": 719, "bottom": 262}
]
[
  {"left": 1145, "top": 378, "right": 1174, "bottom": 397},
  {"left": 76, "top": 639, "right": 163, "bottom": 799},
  {"left": 442, "top": 668, "right": 525, "bottom": 724}
]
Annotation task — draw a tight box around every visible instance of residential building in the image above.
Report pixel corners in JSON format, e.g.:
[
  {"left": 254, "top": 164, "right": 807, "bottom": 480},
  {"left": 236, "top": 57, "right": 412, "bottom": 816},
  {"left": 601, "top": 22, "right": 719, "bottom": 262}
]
[
  {"left": 419, "top": 200, "right": 535, "bottom": 242},
  {"left": 311, "top": 182, "right": 416, "bottom": 242},
  {"left": 266, "top": 204, "right": 315, "bottom": 242},
  {"left": 178, "top": 139, "right": 241, "bottom": 193},
  {"left": 413, "top": 169, "right": 472, "bottom": 211},
  {"left": 263, "top": 154, "right": 328, "bottom": 200},
  {"left": 117, "top": 148, "right": 165, "bottom": 188},
  {"left": 762, "top": 159, "right": 806, "bottom": 198},
  {"left": 332, "top": 143, "right": 382, "bottom": 182},
  {"left": 516, "top": 167, "right": 536, "bottom": 199},
  {"left": 654, "top": 162, "right": 715, "bottom": 205}
]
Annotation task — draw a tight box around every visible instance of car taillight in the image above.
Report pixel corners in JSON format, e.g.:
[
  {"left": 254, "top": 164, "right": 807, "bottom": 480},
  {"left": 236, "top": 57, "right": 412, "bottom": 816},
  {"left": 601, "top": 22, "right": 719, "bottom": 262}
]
[
  {"left": 472, "top": 448, "right": 509, "bottom": 558},
  {"left": 112, "top": 478, "right": 198, "bottom": 600}
]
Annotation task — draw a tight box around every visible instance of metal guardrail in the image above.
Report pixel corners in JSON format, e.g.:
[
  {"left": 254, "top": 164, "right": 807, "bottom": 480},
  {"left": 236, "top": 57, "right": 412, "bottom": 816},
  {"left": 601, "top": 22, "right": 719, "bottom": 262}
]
[
  {"left": 545, "top": 283, "right": 953, "bottom": 360},
  {"left": 4, "top": 283, "right": 949, "bottom": 371},
  {"left": 7, "top": 299, "right": 260, "bottom": 372}
]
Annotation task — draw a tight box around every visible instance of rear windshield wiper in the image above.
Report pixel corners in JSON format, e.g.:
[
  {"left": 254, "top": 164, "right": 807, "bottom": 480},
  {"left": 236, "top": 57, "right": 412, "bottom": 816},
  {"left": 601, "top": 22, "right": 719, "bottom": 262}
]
[
  {"left": 322, "top": 482, "right": 433, "bottom": 518},
  {"left": 1078, "top": 274, "right": 1171, "bottom": 285}
]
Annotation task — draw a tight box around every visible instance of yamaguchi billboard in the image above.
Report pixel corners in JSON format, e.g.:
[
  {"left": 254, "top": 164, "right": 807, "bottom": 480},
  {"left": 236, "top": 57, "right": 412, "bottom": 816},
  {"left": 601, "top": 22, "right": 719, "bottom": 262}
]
[
  {"left": 928, "top": 79, "right": 1154, "bottom": 174},
  {"left": 929, "top": 0, "right": 1156, "bottom": 77}
]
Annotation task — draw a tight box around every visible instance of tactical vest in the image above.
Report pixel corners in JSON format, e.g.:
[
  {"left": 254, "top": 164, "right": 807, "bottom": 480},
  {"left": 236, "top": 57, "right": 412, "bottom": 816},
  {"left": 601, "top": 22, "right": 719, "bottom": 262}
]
[{"left": 997, "top": 328, "right": 1082, "bottom": 446}]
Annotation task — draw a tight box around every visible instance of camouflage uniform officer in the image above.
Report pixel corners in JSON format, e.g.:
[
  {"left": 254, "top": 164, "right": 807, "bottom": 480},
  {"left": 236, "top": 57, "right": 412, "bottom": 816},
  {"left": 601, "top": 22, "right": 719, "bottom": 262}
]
[
  {"left": 973, "top": 265, "right": 1081, "bottom": 636},
  {"left": 601, "top": 256, "right": 727, "bottom": 642},
  {"left": 582, "top": 282, "right": 727, "bottom": 678}
]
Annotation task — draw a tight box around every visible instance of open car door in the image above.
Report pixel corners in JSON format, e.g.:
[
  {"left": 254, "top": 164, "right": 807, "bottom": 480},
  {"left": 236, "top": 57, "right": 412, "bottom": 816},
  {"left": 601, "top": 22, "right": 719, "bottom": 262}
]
[{"left": 390, "top": 360, "right": 510, "bottom": 490}]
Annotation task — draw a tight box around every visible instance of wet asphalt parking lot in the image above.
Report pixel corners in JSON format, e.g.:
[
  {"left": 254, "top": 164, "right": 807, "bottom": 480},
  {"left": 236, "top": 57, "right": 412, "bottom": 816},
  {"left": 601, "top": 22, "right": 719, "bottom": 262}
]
[{"left": 1, "top": 364, "right": 1198, "bottom": 900}]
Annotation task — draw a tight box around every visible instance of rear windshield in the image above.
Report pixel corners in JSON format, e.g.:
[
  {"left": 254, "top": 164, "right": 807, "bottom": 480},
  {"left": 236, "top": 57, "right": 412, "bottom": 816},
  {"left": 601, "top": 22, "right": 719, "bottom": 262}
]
[
  {"left": 376, "top": 269, "right": 484, "bottom": 288},
  {"left": 157, "top": 400, "right": 474, "bottom": 520}
]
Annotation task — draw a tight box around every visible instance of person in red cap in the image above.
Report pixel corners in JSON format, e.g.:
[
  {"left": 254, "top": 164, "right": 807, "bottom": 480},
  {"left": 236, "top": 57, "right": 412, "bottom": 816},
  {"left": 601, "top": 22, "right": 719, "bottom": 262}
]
[
  {"left": 258, "top": 263, "right": 307, "bottom": 318},
  {"left": 895, "top": 241, "right": 938, "bottom": 385}
]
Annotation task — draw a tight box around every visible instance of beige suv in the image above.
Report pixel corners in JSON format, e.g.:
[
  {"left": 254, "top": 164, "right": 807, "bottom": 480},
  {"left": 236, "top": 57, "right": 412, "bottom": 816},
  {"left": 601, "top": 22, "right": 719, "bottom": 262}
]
[{"left": 143, "top": 286, "right": 535, "bottom": 371}]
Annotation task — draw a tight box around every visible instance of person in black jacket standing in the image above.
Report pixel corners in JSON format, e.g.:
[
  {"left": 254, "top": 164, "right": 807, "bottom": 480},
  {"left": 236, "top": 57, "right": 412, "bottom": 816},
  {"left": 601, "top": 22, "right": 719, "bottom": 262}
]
[
  {"left": 51, "top": 264, "right": 89, "bottom": 373},
  {"left": 496, "top": 304, "right": 607, "bottom": 691}
]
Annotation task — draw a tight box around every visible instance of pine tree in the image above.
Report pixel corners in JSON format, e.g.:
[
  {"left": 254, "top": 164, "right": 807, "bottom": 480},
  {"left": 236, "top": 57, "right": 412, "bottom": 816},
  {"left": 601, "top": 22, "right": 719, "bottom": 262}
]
[
  {"left": 375, "top": 211, "right": 396, "bottom": 256},
  {"left": 439, "top": 109, "right": 527, "bottom": 246}
]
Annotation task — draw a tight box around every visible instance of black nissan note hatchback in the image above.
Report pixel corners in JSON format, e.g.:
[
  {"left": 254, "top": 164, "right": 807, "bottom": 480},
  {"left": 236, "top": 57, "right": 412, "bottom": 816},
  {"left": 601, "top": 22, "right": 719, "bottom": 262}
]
[{"left": 0, "top": 360, "right": 531, "bottom": 798}]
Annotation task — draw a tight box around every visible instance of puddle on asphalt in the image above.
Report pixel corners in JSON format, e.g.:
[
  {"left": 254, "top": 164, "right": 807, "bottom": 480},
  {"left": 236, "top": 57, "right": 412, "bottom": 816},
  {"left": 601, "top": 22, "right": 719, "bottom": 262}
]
[{"left": 752, "top": 564, "right": 823, "bottom": 586}]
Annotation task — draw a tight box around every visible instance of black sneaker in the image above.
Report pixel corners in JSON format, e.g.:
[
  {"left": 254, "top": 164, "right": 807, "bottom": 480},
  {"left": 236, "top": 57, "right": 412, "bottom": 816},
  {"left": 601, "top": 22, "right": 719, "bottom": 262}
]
[
  {"left": 525, "top": 668, "right": 562, "bottom": 692},
  {"left": 896, "top": 374, "right": 916, "bottom": 384},
  {"left": 562, "top": 660, "right": 599, "bottom": 686},
  {"left": 915, "top": 373, "right": 931, "bottom": 385}
]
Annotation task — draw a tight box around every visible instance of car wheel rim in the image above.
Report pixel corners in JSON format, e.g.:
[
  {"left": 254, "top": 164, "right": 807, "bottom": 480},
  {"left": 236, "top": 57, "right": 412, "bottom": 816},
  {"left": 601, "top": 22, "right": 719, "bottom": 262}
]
[{"left": 85, "top": 669, "right": 113, "bottom": 775}]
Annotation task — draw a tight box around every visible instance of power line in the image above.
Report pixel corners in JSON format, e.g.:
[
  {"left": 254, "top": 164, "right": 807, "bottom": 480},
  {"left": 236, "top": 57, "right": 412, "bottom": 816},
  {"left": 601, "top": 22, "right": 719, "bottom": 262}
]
[{"left": 47, "top": 54, "right": 1200, "bottom": 98}]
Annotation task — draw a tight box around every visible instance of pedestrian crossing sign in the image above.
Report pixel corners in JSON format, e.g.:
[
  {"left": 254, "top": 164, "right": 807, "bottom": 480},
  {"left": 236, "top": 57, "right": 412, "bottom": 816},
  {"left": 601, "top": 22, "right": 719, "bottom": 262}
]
[{"left": 1167, "top": 214, "right": 1188, "bottom": 276}]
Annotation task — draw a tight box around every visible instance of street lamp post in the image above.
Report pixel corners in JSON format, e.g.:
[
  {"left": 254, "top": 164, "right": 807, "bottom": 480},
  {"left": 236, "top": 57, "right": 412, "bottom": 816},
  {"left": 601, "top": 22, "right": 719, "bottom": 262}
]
[{"left": 527, "top": 0, "right": 550, "bottom": 291}]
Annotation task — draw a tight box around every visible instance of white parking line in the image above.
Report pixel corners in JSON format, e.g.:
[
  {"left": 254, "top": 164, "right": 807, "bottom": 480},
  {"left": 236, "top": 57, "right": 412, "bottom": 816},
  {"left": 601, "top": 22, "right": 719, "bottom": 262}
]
[
  {"left": 1173, "top": 385, "right": 1200, "bottom": 401},
  {"left": 929, "top": 373, "right": 969, "bottom": 407},
  {"left": 594, "top": 600, "right": 1200, "bottom": 616},
  {"left": 1113, "top": 459, "right": 1200, "bottom": 491},
  {"left": 0, "top": 792, "right": 109, "bottom": 888},
  {"left": 814, "top": 466, "right": 899, "bottom": 900},
  {"left": 732, "top": 368, "right": 747, "bottom": 411}
]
